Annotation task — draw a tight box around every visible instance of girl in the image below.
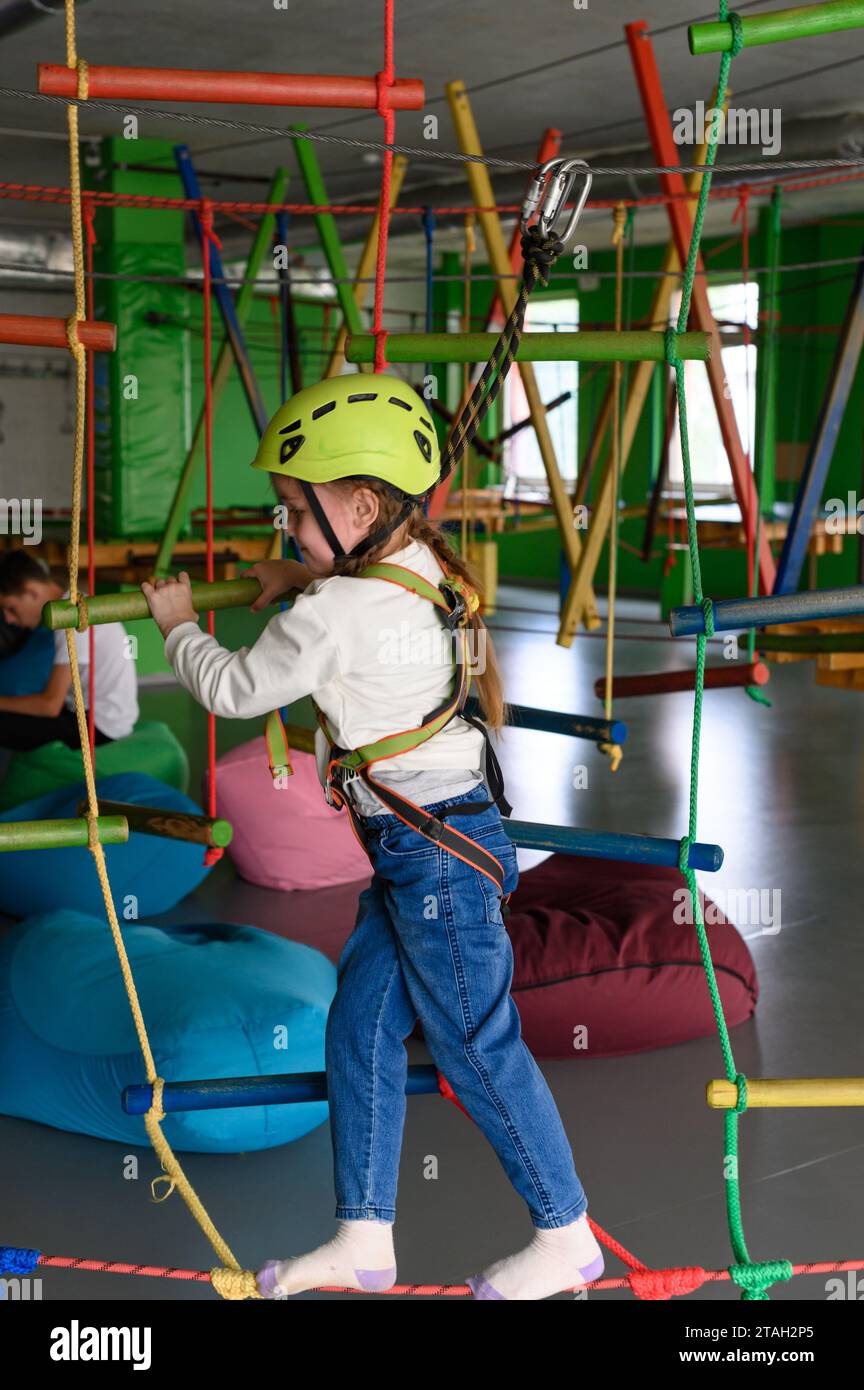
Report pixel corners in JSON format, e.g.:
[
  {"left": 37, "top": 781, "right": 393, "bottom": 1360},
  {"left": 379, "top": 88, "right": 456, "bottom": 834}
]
[{"left": 141, "top": 372, "right": 603, "bottom": 1301}]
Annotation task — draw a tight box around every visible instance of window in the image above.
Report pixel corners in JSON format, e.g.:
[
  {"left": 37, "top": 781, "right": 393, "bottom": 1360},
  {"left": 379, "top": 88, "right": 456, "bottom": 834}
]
[
  {"left": 667, "top": 281, "right": 758, "bottom": 493},
  {"left": 503, "top": 296, "right": 579, "bottom": 498}
]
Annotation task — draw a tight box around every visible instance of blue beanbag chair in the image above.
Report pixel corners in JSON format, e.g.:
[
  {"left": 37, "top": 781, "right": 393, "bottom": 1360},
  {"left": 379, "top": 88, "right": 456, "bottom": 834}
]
[
  {"left": 0, "top": 909, "right": 336, "bottom": 1152},
  {"left": 0, "top": 772, "right": 217, "bottom": 919},
  {"left": 0, "top": 625, "right": 55, "bottom": 696}
]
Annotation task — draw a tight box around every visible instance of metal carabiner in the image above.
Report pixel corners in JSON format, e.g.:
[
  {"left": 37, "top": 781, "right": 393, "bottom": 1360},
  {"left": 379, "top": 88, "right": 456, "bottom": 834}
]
[{"left": 520, "top": 157, "right": 593, "bottom": 247}]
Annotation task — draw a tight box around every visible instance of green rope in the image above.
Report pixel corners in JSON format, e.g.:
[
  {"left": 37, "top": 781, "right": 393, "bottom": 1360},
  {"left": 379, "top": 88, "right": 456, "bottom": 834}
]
[{"left": 668, "top": 2, "right": 788, "bottom": 1300}]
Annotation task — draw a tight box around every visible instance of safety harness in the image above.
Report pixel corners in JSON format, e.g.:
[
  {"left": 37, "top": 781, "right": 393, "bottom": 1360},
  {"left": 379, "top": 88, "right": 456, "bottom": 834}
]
[{"left": 263, "top": 562, "right": 514, "bottom": 900}]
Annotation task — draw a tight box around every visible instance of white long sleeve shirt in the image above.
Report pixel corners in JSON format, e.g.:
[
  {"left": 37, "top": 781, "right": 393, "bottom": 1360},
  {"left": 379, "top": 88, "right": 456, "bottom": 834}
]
[{"left": 163, "top": 538, "right": 485, "bottom": 815}]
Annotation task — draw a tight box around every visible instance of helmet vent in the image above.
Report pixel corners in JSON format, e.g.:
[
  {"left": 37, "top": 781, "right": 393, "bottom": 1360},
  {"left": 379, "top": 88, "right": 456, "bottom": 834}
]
[
  {"left": 388, "top": 396, "right": 412, "bottom": 412},
  {"left": 279, "top": 434, "right": 305, "bottom": 464},
  {"left": 413, "top": 429, "right": 433, "bottom": 462},
  {"left": 279, "top": 420, "right": 301, "bottom": 433},
  {"left": 420, "top": 416, "right": 432, "bottom": 429},
  {"left": 312, "top": 401, "right": 336, "bottom": 419},
  {"left": 347, "top": 393, "right": 377, "bottom": 403}
]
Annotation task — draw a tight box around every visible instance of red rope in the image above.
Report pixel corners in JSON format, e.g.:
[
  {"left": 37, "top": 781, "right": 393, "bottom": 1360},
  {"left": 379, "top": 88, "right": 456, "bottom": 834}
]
[
  {"left": 3, "top": 166, "right": 863, "bottom": 217},
  {"left": 28, "top": 1247, "right": 864, "bottom": 1297},
  {"left": 199, "top": 200, "right": 223, "bottom": 868},
  {"left": 372, "top": 0, "right": 395, "bottom": 374},
  {"left": 83, "top": 194, "right": 97, "bottom": 758}
]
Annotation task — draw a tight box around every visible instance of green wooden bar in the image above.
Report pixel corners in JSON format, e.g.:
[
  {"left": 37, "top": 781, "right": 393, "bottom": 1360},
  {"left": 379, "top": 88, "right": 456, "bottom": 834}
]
[
  {"left": 75, "top": 798, "right": 233, "bottom": 847},
  {"left": 0, "top": 816, "right": 129, "bottom": 852},
  {"left": 749, "top": 630, "right": 864, "bottom": 654},
  {"left": 154, "top": 166, "right": 291, "bottom": 578},
  {"left": 42, "top": 577, "right": 266, "bottom": 630},
  {"left": 346, "top": 331, "right": 711, "bottom": 365},
  {"left": 689, "top": 1, "right": 864, "bottom": 54}
]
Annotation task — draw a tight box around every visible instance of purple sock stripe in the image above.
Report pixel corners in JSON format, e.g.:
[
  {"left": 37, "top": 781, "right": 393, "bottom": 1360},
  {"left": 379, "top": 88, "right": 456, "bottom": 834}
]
[
  {"left": 467, "top": 1274, "right": 505, "bottom": 1300},
  {"left": 256, "top": 1259, "right": 283, "bottom": 1298},
  {"left": 356, "top": 1264, "right": 398, "bottom": 1291},
  {"left": 467, "top": 1252, "right": 606, "bottom": 1300}
]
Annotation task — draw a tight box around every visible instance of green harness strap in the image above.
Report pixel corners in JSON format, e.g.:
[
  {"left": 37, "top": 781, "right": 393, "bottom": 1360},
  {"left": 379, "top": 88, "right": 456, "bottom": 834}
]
[{"left": 263, "top": 562, "right": 475, "bottom": 782}]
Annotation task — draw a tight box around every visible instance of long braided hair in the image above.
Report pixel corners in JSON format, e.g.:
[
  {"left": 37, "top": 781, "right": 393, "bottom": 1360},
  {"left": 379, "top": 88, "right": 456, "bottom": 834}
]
[{"left": 327, "top": 479, "right": 509, "bottom": 733}]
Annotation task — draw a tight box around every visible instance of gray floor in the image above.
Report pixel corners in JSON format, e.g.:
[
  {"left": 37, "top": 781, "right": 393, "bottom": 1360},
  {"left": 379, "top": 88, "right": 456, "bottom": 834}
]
[{"left": 2, "top": 584, "right": 861, "bottom": 1302}]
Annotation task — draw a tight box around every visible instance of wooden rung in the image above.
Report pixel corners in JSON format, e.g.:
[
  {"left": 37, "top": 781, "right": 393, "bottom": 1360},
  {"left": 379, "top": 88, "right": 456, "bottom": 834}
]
[
  {"left": 708, "top": 1077, "right": 864, "bottom": 1109},
  {"left": 0, "top": 816, "right": 128, "bottom": 852},
  {"left": 76, "top": 799, "right": 232, "bottom": 847}
]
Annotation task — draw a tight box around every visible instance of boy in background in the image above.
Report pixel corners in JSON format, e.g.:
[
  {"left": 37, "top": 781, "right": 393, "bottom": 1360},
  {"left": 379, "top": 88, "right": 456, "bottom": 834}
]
[{"left": 0, "top": 549, "right": 138, "bottom": 750}]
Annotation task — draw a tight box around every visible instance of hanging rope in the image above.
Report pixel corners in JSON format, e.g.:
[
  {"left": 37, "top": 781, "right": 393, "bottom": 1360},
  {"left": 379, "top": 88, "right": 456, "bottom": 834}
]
[
  {"left": 664, "top": 0, "right": 790, "bottom": 1301},
  {"left": 599, "top": 202, "right": 628, "bottom": 773},
  {"left": 58, "top": 0, "right": 255, "bottom": 1298},
  {"left": 199, "top": 201, "right": 225, "bottom": 867},
  {"left": 372, "top": 0, "right": 396, "bottom": 373}
]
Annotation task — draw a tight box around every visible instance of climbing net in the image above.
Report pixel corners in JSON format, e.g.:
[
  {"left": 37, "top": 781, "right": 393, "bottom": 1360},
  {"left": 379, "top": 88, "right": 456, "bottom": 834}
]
[{"left": 3, "top": 0, "right": 864, "bottom": 1302}]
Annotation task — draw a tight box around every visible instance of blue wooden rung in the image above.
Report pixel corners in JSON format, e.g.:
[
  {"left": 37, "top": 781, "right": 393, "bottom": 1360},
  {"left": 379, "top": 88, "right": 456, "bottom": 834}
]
[
  {"left": 670, "top": 585, "right": 864, "bottom": 637},
  {"left": 123, "top": 1063, "right": 442, "bottom": 1115},
  {"left": 506, "top": 820, "right": 722, "bottom": 872},
  {"left": 464, "top": 695, "right": 626, "bottom": 746}
]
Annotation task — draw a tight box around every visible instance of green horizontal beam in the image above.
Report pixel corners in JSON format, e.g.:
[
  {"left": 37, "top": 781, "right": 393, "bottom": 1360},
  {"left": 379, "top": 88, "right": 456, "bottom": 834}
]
[
  {"left": 346, "top": 331, "right": 711, "bottom": 365},
  {"left": 689, "top": 1, "right": 864, "bottom": 54},
  {"left": 0, "top": 816, "right": 129, "bottom": 852},
  {"left": 43, "top": 577, "right": 266, "bottom": 630}
]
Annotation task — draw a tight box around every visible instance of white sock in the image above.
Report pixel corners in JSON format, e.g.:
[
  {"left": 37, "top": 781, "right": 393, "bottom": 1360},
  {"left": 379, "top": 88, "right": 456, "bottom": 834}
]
[
  {"left": 257, "top": 1219, "right": 397, "bottom": 1298},
  {"left": 467, "top": 1213, "right": 604, "bottom": 1300}
]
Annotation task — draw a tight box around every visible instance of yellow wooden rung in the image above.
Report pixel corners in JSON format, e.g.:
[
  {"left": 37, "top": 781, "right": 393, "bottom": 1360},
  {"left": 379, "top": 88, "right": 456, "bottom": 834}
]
[{"left": 707, "top": 1077, "right": 864, "bottom": 1109}]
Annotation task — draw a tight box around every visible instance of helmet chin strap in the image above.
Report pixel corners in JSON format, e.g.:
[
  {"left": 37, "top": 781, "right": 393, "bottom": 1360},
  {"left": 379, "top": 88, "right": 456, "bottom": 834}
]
[{"left": 298, "top": 479, "right": 416, "bottom": 562}]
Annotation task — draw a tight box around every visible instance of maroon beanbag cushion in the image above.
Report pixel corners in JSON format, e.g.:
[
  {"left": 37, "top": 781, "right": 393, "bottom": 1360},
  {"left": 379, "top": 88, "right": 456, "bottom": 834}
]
[{"left": 501, "top": 854, "right": 758, "bottom": 1058}]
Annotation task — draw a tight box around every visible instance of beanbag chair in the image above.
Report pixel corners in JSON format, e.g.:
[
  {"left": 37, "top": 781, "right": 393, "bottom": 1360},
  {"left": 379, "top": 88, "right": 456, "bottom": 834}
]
[
  {"left": 203, "top": 737, "right": 370, "bottom": 891},
  {"left": 0, "top": 772, "right": 214, "bottom": 919},
  {"left": 0, "top": 625, "right": 54, "bottom": 694},
  {"left": 495, "top": 854, "right": 758, "bottom": 1058},
  {"left": 0, "top": 720, "right": 189, "bottom": 813},
  {"left": 0, "top": 909, "right": 336, "bottom": 1152}
]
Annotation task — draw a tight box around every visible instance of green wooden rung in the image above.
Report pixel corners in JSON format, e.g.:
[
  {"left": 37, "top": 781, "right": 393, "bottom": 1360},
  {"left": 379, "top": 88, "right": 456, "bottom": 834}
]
[
  {"left": 690, "top": 1, "right": 864, "bottom": 54},
  {"left": 346, "top": 331, "right": 711, "bottom": 365},
  {"left": 0, "top": 816, "right": 129, "bottom": 852},
  {"left": 43, "top": 577, "right": 265, "bottom": 631}
]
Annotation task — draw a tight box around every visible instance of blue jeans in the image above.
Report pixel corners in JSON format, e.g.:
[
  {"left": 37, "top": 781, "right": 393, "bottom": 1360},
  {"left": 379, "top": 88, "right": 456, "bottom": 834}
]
[{"left": 325, "top": 781, "right": 588, "bottom": 1230}]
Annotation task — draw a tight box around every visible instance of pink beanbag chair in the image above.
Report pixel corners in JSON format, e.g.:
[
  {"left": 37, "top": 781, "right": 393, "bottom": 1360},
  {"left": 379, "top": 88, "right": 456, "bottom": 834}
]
[
  {"left": 203, "top": 738, "right": 370, "bottom": 891},
  {"left": 499, "top": 854, "right": 758, "bottom": 1058}
]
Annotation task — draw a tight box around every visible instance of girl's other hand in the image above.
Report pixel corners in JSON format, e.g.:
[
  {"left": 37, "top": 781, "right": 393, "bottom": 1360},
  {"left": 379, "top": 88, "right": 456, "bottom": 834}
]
[
  {"left": 246, "top": 559, "right": 312, "bottom": 612},
  {"left": 140, "top": 571, "right": 198, "bottom": 639}
]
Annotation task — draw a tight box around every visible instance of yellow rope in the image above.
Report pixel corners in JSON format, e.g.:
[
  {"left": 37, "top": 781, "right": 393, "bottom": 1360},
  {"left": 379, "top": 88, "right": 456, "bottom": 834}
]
[
  {"left": 599, "top": 203, "right": 627, "bottom": 775},
  {"left": 60, "top": 0, "right": 258, "bottom": 1299}
]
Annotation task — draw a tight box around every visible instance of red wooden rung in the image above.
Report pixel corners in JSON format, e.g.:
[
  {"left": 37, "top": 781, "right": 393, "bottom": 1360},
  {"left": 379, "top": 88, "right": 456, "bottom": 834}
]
[
  {"left": 595, "top": 661, "right": 770, "bottom": 700},
  {"left": 0, "top": 314, "right": 116, "bottom": 351},
  {"left": 38, "top": 64, "right": 425, "bottom": 110}
]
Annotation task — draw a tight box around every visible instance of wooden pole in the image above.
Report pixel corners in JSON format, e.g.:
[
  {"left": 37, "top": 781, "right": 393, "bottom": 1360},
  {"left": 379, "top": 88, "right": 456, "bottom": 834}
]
[{"left": 75, "top": 799, "right": 233, "bottom": 847}]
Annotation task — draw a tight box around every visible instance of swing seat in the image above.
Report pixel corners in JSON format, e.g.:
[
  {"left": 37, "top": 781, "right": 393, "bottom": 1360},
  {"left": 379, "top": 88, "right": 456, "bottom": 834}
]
[
  {"left": 0, "top": 772, "right": 215, "bottom": 919},
  {"left": 203, "top": 737, "right": 370, "bottom": 891},
  {"left": 497, "top": 853, "right": 758, "bottom": 1057},
  {"left": 0, "top": 719, "right": 189, "bottom": 814},
  {"left": 0, "top": 908, "right": 336, "bottom": 1153}
]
